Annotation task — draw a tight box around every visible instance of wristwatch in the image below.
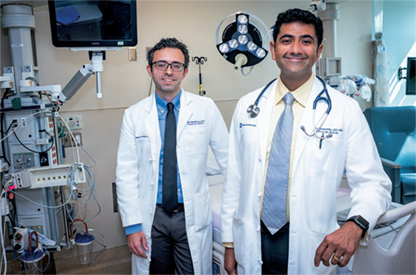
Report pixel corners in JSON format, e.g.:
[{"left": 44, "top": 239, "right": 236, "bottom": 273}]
[{"left": 346, "top": 215, "right": 369, "bottom": 239}]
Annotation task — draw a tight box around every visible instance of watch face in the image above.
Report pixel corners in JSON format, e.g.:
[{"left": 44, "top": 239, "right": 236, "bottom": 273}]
[{"left": 356, "top": 215, "right": 369, "bottom": 229}]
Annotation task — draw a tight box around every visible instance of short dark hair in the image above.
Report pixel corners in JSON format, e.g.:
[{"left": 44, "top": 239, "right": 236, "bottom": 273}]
[
  {"left": 273, "top": 8, "right": 324, "bottom": 47},
  {"left": 147, "top": 38, "right": 190, "bottom": 68}
]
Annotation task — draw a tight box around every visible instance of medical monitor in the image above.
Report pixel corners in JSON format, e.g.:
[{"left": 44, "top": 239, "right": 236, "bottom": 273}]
[
  {"left": 48, "top": 0, "right": 137, "bottom": 48},
  {"left": 406, "top": 57, "right": 416, "bottom": 95}
]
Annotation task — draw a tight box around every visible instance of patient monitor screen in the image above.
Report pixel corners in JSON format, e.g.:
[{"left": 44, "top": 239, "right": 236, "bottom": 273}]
[{"left": 48, "top": 0, "right": 137, "bottom": 47}]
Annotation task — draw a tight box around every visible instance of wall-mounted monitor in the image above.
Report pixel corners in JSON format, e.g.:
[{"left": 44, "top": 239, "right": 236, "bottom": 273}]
[
  {"left": 48, "top": 0, "right": 137, "bottom": 48},
  {"left": 406, "top": 57, "right": 415, "bottom": 95}
]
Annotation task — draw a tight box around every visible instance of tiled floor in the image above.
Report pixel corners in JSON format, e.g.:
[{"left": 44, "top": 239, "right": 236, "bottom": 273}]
[
  {"left": 3, "top": 246, "right": 132, "bottom": 274},
  {"left": 55, "top": 246, "right": 131, "bottom": 274},
  {"left": 60, "top": 260, "right": 131, "bottom": 274}
]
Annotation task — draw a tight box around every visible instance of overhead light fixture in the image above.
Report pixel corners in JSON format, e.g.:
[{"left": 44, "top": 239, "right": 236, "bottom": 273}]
[
  {"left": 216, "top": 11, "right": 271, "bottom": 76},
  {"left": 238, "top": 35, "right": 248, "bottom": 45},
  {"left": 247, "top": 41, "right": 257, "bottom": 51},
  {"left": 237, "top": 14, "right": 248, "bottom": 24},
  {"left": 219, "top": 43, "right": 229, "bottom": 54},
  {"left": 238, "top": 24, "right": 248, "bottom": 34},
  {"left": 229, "top": 39, "right": 239, "bottom": 49},
  {"left": 256, "top": 48, "right": 266, "bottom": 58}
]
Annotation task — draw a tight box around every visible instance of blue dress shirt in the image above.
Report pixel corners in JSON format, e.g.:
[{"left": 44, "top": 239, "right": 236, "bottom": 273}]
[{"left": 125, "top": 91, "right": 184, "bottom": 235}]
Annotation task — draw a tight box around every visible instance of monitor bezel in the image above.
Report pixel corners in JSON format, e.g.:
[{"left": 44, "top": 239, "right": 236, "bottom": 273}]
[
  {"left": 47, "top": 0, "right": 138, "bottom": 48},
  {"left": 406, "top": 57, "right": 416, "bottom": 95}
]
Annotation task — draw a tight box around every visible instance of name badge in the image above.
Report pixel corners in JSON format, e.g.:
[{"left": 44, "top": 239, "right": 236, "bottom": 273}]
[
  {"left": 187, "top": 120, "right": 205, "bottom": 126},
  {"left": 240, "top": 123, "right": 256, "bottom": 128}
]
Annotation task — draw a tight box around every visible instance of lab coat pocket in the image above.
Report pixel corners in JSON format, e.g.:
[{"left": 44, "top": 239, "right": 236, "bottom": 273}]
[
  {"left": 135, "top": 135, "right": 151, "bottom": 158},
  {"left": 239, "top": 122, "right": 258, "bottom": 145},
  {"left": 305, "top": 138, "right": 343, "bottom": 177},
  {"left": 232, "top": 216, "right": 245, "bottom": 269},
  {"left": 184, "top": 130, "right": 208, "bottom": 155},
  {"left": 307, "top": 230, "right": 336, "bottom": 275},
  {"left": 194, "top": 188, "right": 212, "bottom": 231},
  {"left": 305, "top": 175, "right": 337, "bottom": 233}
]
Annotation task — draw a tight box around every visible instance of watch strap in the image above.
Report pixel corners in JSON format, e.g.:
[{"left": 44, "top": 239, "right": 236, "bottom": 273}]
[{"left": 346, "top": 215, "right": 369, "bottom": 239}]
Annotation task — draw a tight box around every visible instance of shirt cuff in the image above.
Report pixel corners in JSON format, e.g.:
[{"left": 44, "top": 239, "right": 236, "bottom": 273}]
[
  {"left": 360, "top": 231, "right": 368, "bottom": 241},
  {"left": 125, "top": 224, "right": 142, "bottom": 236},
  {"left": 222, "top": 242, "right": 234, "bottom": 248}
]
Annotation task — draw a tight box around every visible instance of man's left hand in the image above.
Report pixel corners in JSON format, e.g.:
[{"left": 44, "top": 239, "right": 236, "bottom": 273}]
[{"left": 314, "top": 221, "right": 363, "bottom": 268}]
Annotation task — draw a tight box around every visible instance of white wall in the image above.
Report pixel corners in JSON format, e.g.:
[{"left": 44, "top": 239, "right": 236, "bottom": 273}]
[
  {"left": 336, "top": 1, "right": 374, "bottom": 108},
  {"left": 1, "top": 0, "right": 372, "bottom": 259}
]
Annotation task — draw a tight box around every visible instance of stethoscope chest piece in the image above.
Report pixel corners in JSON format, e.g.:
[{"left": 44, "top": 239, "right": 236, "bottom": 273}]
[
  {"left": 247, "top": 104, "right": 260, "bottom": 118},
  {"left": 246, "top": 78, "right": 277, "bottom": 119}
]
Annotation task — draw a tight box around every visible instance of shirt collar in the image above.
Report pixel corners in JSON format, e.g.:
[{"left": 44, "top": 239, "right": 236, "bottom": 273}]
[
  {"left": 275, "top": 74, "right": 315, "bottom": 107},
  {"left": 155, "top": 90, "right": 182, "bottom": 115}
]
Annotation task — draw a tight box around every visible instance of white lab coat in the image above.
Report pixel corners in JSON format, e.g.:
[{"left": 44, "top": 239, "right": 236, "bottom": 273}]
[
  {"left": 221, "top": 77, "right": 392, "bottom": 274},
  {"left": 116, "top": 91, "right": 228, "bottom": 274}
]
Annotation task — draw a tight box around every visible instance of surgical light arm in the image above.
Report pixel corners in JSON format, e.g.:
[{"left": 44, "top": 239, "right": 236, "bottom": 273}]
[
  {"left": 308, "top": 0, "right": 326, "bottom": 12},
  {"left": 55, "top": 51, "right": 104, "bottom": 103}
]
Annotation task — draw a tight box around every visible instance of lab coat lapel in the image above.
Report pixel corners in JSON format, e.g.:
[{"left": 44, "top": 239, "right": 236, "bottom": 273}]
[
  {"left": 145, "top": 92, "right": 161, "bottom": 170},
  {"left": 292, "top": 77, "right": 320, "bottom": 174},
  {"left": 177, "top": 91, "right": 192, "bottom": 140},
  {"left": 258, "top": 81, "right": 277, "bottom": 167}
]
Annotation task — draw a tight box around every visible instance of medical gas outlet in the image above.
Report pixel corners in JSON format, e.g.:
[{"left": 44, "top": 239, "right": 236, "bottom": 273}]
[{"left": 13, "top": 228, "right": 29, "bottom": 253}]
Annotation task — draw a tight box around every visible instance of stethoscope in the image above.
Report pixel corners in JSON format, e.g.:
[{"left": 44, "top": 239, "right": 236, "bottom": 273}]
[
  {"left": 247, "top": 78, "right": 277, "bottom": 118},
  {"left": 246, "top": 76, "right": 333, "bottom": 143}
]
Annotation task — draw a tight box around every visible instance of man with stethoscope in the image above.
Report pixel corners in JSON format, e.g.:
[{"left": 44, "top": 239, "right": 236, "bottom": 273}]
[{"left": 221, "top": 8, "right": 392, "bottom": 275}]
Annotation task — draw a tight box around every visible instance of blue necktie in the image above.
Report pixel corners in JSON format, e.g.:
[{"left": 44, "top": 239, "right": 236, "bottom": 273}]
[
  {"left": 262, "top": 92, "right": 295, "bottom": 235},
  {"left": 162, "top": 102, "right": 178, "bottom": 214}
]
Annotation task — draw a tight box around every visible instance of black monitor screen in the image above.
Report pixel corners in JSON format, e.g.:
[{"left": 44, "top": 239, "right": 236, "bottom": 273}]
[
  {"left": 406, "top": 57, "right": 416, "bottom": 95},
  {"left": 48, "top": 0, "right": 137, "bottom": 48}
]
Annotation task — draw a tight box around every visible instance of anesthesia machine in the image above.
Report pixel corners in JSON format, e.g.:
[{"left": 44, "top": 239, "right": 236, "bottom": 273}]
[{"left": 0, "top": 0, "right": 137, "bottom": 273}]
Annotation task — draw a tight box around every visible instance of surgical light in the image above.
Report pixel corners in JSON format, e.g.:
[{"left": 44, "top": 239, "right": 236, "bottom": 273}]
[
  {"left": 228, "top": 39, "right": 239, "bottom": 49},
  {"left": 237, "top": 15, "right": 248, "bottom": 24},
  {"left": 219, "top": 43, "right": 230, "bottom": 53},
  {"left": 238, "top": 24, "right": 248, "bottom": 34},
  {"left": 256, "top": 48, "right": 266, "bottom": 58},
  {"left": 247, "top": 41, "right": 258, "bottom": 51},
  {"left": 238, "top": 35, "right": 248, "bottom": 45},
  {"left": 216, "top": 11, "right": 271, "bottom": 76}
]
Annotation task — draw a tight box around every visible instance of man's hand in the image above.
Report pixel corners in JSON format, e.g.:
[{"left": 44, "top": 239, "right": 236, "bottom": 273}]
[
  {"left": 127, "top": 231, "right": 149, "bottom": 258},
  {"left": 314, "top": 222, "right": 363, "bottom": 268},
  {"left": 224, "top": 247, "right": 238, "bottom": 275}
]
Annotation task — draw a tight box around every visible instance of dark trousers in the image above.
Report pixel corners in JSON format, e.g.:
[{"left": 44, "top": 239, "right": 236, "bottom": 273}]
[
  {"left": 261, "top": 221, "right": 290, "bottom": 275},
  {"left": 149, "top": 204, "right": 194, "bottom": 275}
]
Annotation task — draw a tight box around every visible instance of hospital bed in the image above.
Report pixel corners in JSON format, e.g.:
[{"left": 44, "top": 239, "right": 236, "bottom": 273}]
[
  {"left": 207, "top": 169, "right": 416, "bottom": 274},
  {"left": 352, "top": 201, "right": 416, "bottom": 274}
]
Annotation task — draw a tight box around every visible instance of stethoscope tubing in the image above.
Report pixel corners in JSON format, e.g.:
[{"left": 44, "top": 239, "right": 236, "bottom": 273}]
[
  {"left": 246, "top": 78, "right": 277, "bottom": 118},
  {"left": 302, "top": 76, "right": 332, "bottom": 140},
  {"left": 247, "top": 76, "right": 332, "bottom": 140}
]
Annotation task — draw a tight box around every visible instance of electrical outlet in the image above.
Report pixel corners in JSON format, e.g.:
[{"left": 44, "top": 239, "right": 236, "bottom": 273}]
[
  {"left": 61, "top": 115, "right": 82, "bottom": 130},
  {"left": 62, "top": 132, "right": 82, "bottom": 147},
  {"left": 128, "top": 47, "right": 137, "bottom": 61}
]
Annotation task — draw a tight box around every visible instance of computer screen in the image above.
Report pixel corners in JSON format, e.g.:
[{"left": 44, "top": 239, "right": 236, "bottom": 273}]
[
  {"left": 406, "top": 57, "right": 416, "bottom": 95},
  {"left": 48, "top": 0, "right": 137, "bottom": 48}
]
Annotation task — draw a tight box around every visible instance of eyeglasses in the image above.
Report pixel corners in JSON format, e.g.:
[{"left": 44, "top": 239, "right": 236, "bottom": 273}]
[{"left": 151, "top": 61, "right": 185, "bottom": 72}]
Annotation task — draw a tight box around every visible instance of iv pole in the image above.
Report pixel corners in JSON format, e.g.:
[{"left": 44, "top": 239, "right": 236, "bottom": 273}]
[{"left": 192, "top": 56, "right": 207, "bottom": 96}]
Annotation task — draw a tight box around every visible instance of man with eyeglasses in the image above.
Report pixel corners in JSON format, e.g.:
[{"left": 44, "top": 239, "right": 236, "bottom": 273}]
[{"left": 116, "top": 37, "right": 228, "bottom": 275}]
